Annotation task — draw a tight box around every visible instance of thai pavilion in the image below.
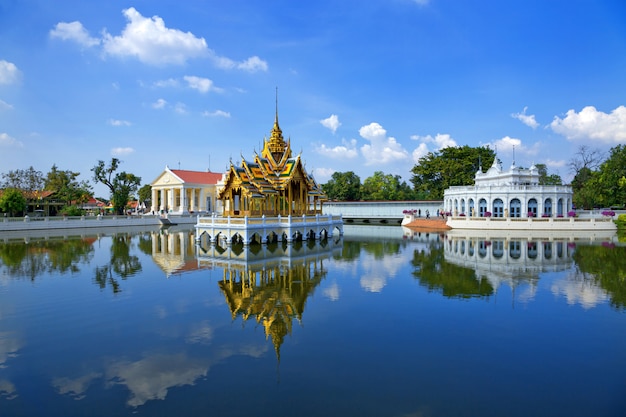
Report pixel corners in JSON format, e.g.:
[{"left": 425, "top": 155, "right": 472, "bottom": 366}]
[
  {"left": 218, "top": 110, "right": 325, "bottom": 217},
  {"left": 195, "top": 107, "right": 343, "bottom": 245}
]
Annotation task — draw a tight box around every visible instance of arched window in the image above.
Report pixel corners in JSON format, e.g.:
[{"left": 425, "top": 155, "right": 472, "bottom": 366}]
[
  {"left": 528, "top": 198, "right": 538, "bottom": 217},
  {"left": 460, "top": 198, "right": 466, "bottom": 214},
  {"left": 469, "top": 199, "right": 475, "bottom": 217},
  {"left": 544, "top": 198, "right": 552, "bottom": 217},
  {"left": 479, "top": 199, "right": 488, "bottom": 216},
  {"left": 510, "top": 199, "right": 521, "bottom": 218},
  {"left": 493, "top": 198, "right": 504, "bottom": 217}
]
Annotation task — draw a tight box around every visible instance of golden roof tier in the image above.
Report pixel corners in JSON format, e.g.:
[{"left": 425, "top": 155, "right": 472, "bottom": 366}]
[{"left": 218, "top": 105, "right": 327, "bottom": 217}]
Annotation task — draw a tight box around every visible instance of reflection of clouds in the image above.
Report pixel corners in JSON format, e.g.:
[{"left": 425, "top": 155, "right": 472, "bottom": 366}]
[
  {"left": 358, "top": 252, "right": 411, "bottom": 293},
  {"left": 360, "top": 274, "right": 386, "bottom": 293},
  {"left": 323, "top": 282, "right": 340, "bottom": 301},
  {"left": 52, "top": 372, "right": 102, "bottom": 400},
  {"left": 106, "top": 353, "right": 210, "bottom": 407},
  {"left": 0, "top": 331, "right": 21, "bottom": 368},
  {"left": 551, "top": 274, "right": 609, "bottom": 309},
  {"left": 186, "top": 321, "right": 214, "bottom": 344},
  {"left": 0, "top": 379, "right": 17, "bottom": 400},
  {"left": 104, "top": 344, "right": 267, "bottom": 407},
  {"left": 515, "top": 284, "right": 538, "bottom": 304}
]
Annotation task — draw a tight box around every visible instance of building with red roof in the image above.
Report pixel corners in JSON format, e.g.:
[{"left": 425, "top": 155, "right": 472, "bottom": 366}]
[{"left": 150, "top": 166, "right": 224, "bottom": 215}]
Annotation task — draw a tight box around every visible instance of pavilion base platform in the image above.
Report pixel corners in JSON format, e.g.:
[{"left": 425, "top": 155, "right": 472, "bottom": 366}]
[{"left": 195, "top": 214, "right": 344, "bottom": 246}]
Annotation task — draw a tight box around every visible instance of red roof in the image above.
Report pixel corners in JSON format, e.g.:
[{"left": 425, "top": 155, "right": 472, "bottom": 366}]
[{"left": 170, "top": 169, "right": 222, "bottom": 185}]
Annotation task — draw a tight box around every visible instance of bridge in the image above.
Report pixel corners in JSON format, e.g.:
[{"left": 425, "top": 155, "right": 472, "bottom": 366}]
[{"left": 321, "top": 200, "right": 444, "bottom": 225}]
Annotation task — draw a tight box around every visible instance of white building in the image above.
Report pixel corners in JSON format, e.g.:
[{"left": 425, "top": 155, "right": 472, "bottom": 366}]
[
  {"left": 443, "top": 158, "right": 573, "bottom": 218},
  {"left": 150, "top": 166, "right": 224, "bottom": 215}
]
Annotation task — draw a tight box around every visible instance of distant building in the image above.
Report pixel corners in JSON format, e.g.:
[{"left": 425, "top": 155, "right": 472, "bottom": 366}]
[
  {"left": 150, "top": 167, "right": 223, "bottom": 215},
  {"left": 444, "top": 157, "right": 573, "bottom": 218}
]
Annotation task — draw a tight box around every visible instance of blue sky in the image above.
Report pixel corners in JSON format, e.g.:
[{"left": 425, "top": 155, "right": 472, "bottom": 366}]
[{"left": 1, "top": 0, "right": 625, "bottom": 197}]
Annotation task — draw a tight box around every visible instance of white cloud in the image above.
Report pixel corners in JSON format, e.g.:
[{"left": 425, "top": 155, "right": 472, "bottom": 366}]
[
  {"left": 410, "top": 133, "right": 458, "bottom": 163},
  {"left": 101, "top": 7, "right": 208, "bottom": 65},
  {"left": 183, "top": 76, "right": 222, "bottom": 93},
  {"left": 108, "top": 119, "right": 132, "bottom": 127},
  {"left": 313, "top": 167, "right": 335, "bottom": 183},
  {"left": 411, "top": 142, "right": 430, "bottom": 163},
  {"left": 49, "top": 21, "right": 100, "bottom": 47},
  {"left": 111, "top": 147, "right": 134, "bottom": 156},
  {"left": 0, "top": 133, "right": 23, "bottom": 147},
  {"left": 152, "top": 98, "right": 167, "bottom": 109},
  {"left": 320, "top": 114, "right": 341, "bottom": 133},
  {"left": 0, "top": 99, "right": 13, "bottom": 111},
  {"left": 511, "top": 106, "right": 539, "bottom": 129},
  {"left": 236, "top": 56, "right": 268, "bottom": 73},
  {"left": 0, "top": 60, "right": 21, "bottom": 85},
  {"left": 153, "top": 78, "right": 179, "bottom": 88},
  {"left": 550, "top": 105, "right": 626, "bottom": 143},
  {"left": 315, "top": 138, "right": 358, "bottom": 159},
  {"left": 202, "top": 110, "right": 230, "bottom": 118},
  {"left": 174, "top": 102, "right": 187, "bottom": 114},
  {"left": 359, "top": 123, "right": 410, "bottom": 165}
]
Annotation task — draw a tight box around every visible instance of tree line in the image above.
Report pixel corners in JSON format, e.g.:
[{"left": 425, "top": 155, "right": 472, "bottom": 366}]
[
  {"left": 322, "top": 144, "right": 625, "bottom": 209},
  {"left": 0, "top": 158, "right": 151, "bottom": 216}
]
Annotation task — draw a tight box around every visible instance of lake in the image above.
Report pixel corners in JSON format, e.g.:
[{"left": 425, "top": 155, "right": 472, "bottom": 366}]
[{"left": 1, "top": 225, "right": 625, "bottom": 417}]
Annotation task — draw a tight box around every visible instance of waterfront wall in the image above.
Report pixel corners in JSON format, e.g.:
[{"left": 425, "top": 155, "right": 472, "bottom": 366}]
[
  {"left": 322, "top": 200, "right": 444, "bottom": 224},
  {"left": 0, "top": 214, "right": 197, "bottom": 232}
]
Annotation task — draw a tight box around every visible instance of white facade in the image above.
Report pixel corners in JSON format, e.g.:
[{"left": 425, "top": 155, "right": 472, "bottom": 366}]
[
  {"left": 443, "top": 158, "right": 573, "bottom": 218},
  {"left": 150, "top": 166, "right": 224, "bottom": 215}
]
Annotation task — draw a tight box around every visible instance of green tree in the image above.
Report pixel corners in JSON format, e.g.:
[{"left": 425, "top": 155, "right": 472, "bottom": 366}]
[
  {"left": 0, "top": 166, "right": 44, "bottom": 191},
  {"left": 597, "top": 144, "right": 626, "bottom": 208},
  {"left": 91, "top": 158, "right": 141, "bottom": 215},
  {"left": 535, "top": 163, "right": 563, "bottom": 185},
  {"left": 0, "top": 188, "right": 27, "bottom": 216},
  {"left": 361, "top": 171, "right": 414, "bottom": 201},
  {"left": 322, "top": 171, "right": 361, "bottom": 201},
  {"left": 45, "top": 164, "right": 92, "bottom": 209},
  {"left": 411, "top": 146, "right": 495, "bottom": 200},
  {"left": 138, "top": 184, "right": 152, "bottom": 206}
]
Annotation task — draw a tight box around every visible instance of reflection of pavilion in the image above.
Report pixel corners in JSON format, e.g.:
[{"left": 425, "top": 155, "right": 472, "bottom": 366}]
[
  {"left": 196, "top": 236, "right": 342, "bottom": 358},
  {"left": 149, "top": 227, "right": 208, "bottom": 277},
  {"left": 443, "top": 234, "right": 578, "bottom": 294}
]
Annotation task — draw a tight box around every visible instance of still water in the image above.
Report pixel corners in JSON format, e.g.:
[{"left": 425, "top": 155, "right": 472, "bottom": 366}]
[{"left": 0, "top": 225, "right": 625, "bottom": 417}]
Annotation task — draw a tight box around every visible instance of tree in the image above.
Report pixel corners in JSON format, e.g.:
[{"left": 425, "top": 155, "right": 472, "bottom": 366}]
[
  {"left": 138, "top": 184, "right": 152, "bottom": 207},
  {"left": 1, "top": 166, "right": 44, "bottom": 191},
  {"left": 45, "top": 164, "right": 92, "bottom": 208},
  {"left": 535, "top": 163, "right": 562, "bottom": 185},
  {"left": 322, "top": 171, "right": 361, "bottom": 201},
  {"left": 411, "top": 146, "right": 495, "bottom": 200},
  {"left": 361, "top": 171, "right": 414, "bottom": 201},
  {"left": 0, "top": 188, "right": 27, "bottom": 216},
  {"left": 91, "top": 158, "right": 141, "bottom": 214},
  {"left": 597, "top": 144, "right": 626, "bottom": 208}
]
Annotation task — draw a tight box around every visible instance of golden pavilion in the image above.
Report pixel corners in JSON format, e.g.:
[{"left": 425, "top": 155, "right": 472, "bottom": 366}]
[
  {"left": 196, "top": 104, "right": 343, "bottom": 246},
  {"left": 218, "top": 109, "right": 326, "bottom": 217}
]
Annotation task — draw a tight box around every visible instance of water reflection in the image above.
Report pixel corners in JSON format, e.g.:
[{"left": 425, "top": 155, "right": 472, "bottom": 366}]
[
  {"left": 440, "top": 233, "right": 626, "bottom": 309},
  {"left": 196, "top": 235, "right": 342, "bottom": 358}
]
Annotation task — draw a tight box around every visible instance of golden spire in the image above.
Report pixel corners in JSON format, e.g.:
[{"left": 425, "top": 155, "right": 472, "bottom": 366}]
[{"left": 263, "top": 87, "right": 291, "bottom": 164}]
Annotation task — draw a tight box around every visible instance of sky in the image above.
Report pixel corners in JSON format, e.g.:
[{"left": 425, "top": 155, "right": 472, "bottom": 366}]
[{"left": 1, "top": 0, "right": 626, "bottom": 197}]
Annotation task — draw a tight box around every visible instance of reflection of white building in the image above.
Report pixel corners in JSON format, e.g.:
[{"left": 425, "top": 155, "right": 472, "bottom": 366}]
[
  {"left": 442, "top": 158, "right": 617, "bottom": 231},
  {"left": 443, "top": 235, "right": 577, "bottom": 296},
  {"left": 149, "top": 227, "right": 208, "bottom": 277}
]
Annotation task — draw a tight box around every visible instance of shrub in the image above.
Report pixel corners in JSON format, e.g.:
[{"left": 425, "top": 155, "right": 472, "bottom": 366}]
[
  {"left": 483, "top": 211, "right": 492, "bottom": 217},
  {"left": 567, "top": 211, "right": 576, "bottom": 217}
]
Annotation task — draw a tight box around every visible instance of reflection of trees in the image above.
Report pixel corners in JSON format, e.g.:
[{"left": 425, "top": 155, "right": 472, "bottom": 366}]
[
  {"left": 572, "top": 244, "right": 626, "bottom": 309},
  {"left": 0, "top": 238, "right": 95, "bottom": 280},
  {"left": 411, "top": 245, "right": 494, "bottom": 298},
  {"left": 335, "top": 240, "right": 403, "bottom": 262},
  {"left": 136, "top": 233, "right": 153, "bottom": 255},
  {"left": 94, "top": 234, "right": 142, "bottom": 293},
  {"left": 218, "top": 260, "right": 328, "bottom": 359}
]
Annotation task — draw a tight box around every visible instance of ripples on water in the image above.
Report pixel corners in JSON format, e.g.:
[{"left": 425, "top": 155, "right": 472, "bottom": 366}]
[{"left": 0, "top": 225, "right": 625, "bottom": 417}]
